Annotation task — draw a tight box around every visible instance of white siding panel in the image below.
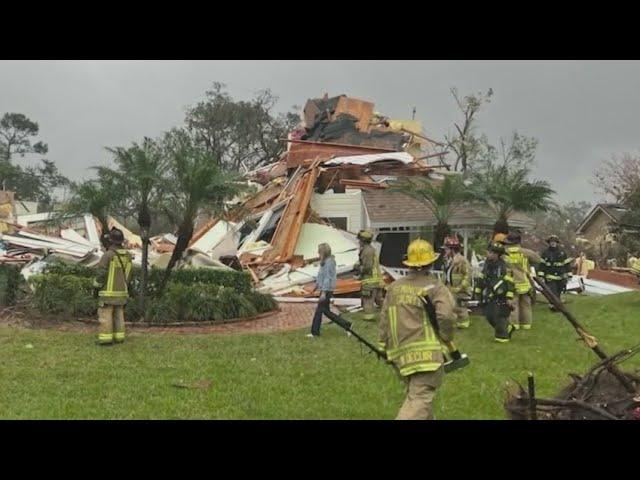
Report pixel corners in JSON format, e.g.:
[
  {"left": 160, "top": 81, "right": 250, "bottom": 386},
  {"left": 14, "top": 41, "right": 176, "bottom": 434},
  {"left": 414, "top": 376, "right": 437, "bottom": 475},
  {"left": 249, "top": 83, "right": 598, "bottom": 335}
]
[{"left": 310, "top": 190, "right": 364, "bottom": 233}]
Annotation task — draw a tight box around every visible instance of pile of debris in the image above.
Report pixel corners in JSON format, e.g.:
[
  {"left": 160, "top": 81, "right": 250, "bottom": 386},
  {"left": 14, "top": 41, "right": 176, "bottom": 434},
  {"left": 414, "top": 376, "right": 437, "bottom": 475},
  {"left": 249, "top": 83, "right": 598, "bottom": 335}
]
[
  {"left": 0, "top": 213, "right": 104, "bottom": 270},
  {"left": 504, "top": 274, "right": 640, "bottom": 420},
  {"left": 505, "top": 347, "right": 640, "bottom": 420},
  {"left": 180, "top": 93, "right": 448, "bottom": 297},
  {"left": 0, "top": 93, "right": 448, "bottom": 297}
]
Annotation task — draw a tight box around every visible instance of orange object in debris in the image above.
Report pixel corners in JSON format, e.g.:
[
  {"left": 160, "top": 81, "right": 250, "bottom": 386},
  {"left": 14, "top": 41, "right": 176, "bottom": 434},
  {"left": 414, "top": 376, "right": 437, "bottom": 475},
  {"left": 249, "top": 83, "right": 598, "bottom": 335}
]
[
  {"left": 339, "top": 179, "right": 387, "bottom": 190},
  {"left": 262, "top": 163, "right": 320, "bottom": 264},
  {"left": 303, "top": 278, "right": 362, "bottom": 297},
  {"left": 333, "top": 97, "right": 374, "bottom": 132}
]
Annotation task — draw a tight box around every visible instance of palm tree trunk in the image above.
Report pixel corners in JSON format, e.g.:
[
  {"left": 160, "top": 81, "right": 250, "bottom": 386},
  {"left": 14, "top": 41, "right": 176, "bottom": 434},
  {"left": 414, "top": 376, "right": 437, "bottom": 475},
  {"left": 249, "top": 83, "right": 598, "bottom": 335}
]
[
  {"left": 137, "top": 202, "right": 152, "bottom": 320},
  {"left": 493, "top": 215, "right": 509, "bottom": 235},
  {"left": 139, "top": 227, "right": 149, "bottom": 320},
  {"left": 433, "top": 221, "right": 450, "bottom": 251},
  {"left": 159, "top": 218, "right": 193, "bottom": 295}
]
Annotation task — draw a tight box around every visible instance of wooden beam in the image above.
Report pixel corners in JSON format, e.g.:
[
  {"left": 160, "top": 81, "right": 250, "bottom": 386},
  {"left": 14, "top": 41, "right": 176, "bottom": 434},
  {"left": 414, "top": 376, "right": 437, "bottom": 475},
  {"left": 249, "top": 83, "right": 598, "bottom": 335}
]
[{"left": 280, "top": 138, "right": 397, "bottom": 152}]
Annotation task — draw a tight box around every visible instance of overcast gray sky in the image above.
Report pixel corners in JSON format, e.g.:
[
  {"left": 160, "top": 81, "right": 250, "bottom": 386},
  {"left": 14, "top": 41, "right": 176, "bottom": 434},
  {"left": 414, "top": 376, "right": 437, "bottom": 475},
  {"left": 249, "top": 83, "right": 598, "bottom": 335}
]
[{"left": 2, "top": 60, "right": 639, "bottom": 204}]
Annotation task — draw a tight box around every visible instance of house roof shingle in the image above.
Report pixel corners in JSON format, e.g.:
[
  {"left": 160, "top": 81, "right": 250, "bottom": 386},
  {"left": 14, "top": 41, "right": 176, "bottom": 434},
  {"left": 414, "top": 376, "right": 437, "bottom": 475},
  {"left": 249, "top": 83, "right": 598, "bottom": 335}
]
[{"left": 362, "top": 190, "right": 536, "bottom": 229}]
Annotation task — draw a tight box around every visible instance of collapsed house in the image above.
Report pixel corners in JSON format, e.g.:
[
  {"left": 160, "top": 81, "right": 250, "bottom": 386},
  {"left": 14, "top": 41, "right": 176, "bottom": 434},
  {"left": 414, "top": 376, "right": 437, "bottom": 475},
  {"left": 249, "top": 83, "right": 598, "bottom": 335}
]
[{"left": 161, "top": 93, "right": 528, "bottom": 296}]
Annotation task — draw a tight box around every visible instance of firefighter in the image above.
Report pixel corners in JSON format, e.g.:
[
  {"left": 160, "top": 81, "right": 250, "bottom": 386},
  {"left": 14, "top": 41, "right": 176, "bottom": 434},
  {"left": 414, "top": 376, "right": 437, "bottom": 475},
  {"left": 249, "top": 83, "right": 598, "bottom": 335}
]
[
  {"left": 93, "top": 228, "right": 133, "bottom": 345},
  {"left": 377, "top": 238, "right": 456, "bottom": 420},
  {"left": 443, "top": 235, "right": 472, "bottom": 328},
  {"left": 538, "top": 235, "right": 573, "bottom": 310},
  {"left": 473, "top": 242, "right": 516, "bottom": 342},
  {"left": 355, "top": 230, "right": 384, "bottom": 321},
  {"left": 503, "top": 231, "right": 542, "bottom": 331}
]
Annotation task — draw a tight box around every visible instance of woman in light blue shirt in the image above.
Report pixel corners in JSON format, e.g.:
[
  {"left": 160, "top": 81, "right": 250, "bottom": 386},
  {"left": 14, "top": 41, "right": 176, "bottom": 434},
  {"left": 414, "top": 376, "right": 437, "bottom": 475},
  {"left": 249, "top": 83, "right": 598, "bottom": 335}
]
[{"left": 308, "top": 242, "right": 351, "bottom": 337}]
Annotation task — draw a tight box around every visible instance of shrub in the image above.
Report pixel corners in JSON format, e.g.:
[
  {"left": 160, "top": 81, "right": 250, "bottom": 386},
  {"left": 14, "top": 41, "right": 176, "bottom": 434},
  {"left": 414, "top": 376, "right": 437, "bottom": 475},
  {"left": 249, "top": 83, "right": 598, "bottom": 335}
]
[
  {"left": 29, "top": 268, "right": 276, "bottom": 324},
  {"left": 42, "top": 261, "right": 252, "bottom": 294},
  {"left": 30, "top": 274, "right": 97, "bottom": 316},
  {"left": 0, "top": 264, "right": 24, "bottom": 306},
  {"left": 246, "top": 291, "right": 279, "bottom": 314}
]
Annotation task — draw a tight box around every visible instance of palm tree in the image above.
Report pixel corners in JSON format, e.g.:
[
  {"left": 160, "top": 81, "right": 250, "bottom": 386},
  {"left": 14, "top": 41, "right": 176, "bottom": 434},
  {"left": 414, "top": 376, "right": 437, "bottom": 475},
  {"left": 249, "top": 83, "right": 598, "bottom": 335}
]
[
  {"left": 392, "top": 174, "right": 474, "bottom": 249},
  {"left": 63, "top": 175, "right": 122, "bottom": 246},
  {"left": 158, "top": 129, "right": 244, "bottom": 294},
  {"left": 471, "top": 164, "right": 556, "bottom": 234},
  {"left": 97, "top": 139, "right": 168, "bottom": 316}
]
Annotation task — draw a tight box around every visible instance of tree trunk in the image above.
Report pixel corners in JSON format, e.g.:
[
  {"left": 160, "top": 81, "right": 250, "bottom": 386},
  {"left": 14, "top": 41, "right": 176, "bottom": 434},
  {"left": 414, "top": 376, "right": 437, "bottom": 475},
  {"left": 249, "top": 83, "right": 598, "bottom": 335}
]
[
  {"left": 97, "top": 217, "right": 110, "bottom": 248},
  {"left": 433, "top": 221, "right": 451, "bottom": 252},
  {"left": 493, "top": 215, "right": 509, "bottom": 235},
  {"left": 139, "top": 227, "right": 149, "bottom": 320},
  {"left": 138, "top": 203, "right": 152, "bottom": 320},
  {"left": 158, "top": 218, "right": 194, "bottom": 295}
]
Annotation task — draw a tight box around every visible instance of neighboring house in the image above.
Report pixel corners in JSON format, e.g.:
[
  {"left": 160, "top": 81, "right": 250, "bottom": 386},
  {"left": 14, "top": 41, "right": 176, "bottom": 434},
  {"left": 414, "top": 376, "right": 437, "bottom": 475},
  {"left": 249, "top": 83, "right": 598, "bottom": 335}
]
[
  {"left": 575, "top": 203, "right": 629, "bottom": 244},
  {"left": 310, "top": 189, "right": 364, "bottom": 233},
  {"left": 310, "top": 187, "right": 536, "bottom": 268},
  {"left": 362, "top": 190, "right": 535, "bottom": 267}
]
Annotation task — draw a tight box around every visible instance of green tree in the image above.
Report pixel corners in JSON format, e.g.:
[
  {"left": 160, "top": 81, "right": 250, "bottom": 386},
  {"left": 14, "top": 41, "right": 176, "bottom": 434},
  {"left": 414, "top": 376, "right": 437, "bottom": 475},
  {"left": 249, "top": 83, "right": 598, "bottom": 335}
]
[
  {"left": 474, "top": 132, "right": 539, "bottom": 173},
  {"left": 96, "top": 138, "right": 168, "bottom": 315},
  {"left": 158, "top": 129, "right": 244, "bottom": 293},
  {"left": 185, "top": 82, "right": 299, "bottom": 171},
  {"left": 592, "top": 152, "right": 640, "bottom": 203},
  {"left": 0, "top": 113, "right": 48, "bottom": 163},
  {"left": 472, "top": 164, "right": 556, "bottom": 234},
  {"left": 444, "top": 87, "right": 493, "bottom": 172},
  {"left": 392, "top": 175, "right": 475, "bottom": 249},
  {"left": 63, "top": 175, "right": 121, "bottom": 246},
  {"left": 533, "top": 201, "right": 592, "bottom": 247},
  {"left": 1, "top": 159, "right": 70, "bottom": 209},
  {"left": 0, "top": 113, "right": 69, "bottom": 208}
]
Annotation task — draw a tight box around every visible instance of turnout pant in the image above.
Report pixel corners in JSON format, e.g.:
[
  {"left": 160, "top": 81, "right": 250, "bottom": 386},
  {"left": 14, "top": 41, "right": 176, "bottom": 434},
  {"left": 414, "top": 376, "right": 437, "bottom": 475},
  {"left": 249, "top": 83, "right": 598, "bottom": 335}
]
[
  {"left": 509, "top": 292, "right": 533, "bottom": 327},
  {"left": 361, "top": 286, "right": 382, "bottom": 320},
  {"left": 98, "top": 303, "right": 126, "bottom": 344},
  {"left": 454, "top": 296, "right": 470, "bottom": 327},
  {"left": 546, "top": 280, "right": 564, "bottom": 302},
  {"left": 311, "top": 292, "right": 352, "bottom": 336},
  {"left": 484, "top": 301, "right": 511, "bottom": 339},
  {"left": 396, "top": 368, "right": 444, "bottom": 420}
]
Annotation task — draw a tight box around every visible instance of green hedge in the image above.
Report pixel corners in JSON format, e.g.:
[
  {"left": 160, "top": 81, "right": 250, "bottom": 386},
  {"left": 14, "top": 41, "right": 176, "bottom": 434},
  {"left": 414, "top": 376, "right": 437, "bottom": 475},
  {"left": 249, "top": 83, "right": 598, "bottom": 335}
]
[
  {"left": 0, "top": 264, "right": 23, "bottom": 306},
  {"left": 138, "top": 284, "right": 277, "bottom": 324},
  {"left": 30, "top": 274, "right": 97, "bottom": 316},
  {"left": 28, "top": 272, "right": 277, "bottom": 324},
  {"left": 42, "top": 262, "right": 252, "bottom": 294}
]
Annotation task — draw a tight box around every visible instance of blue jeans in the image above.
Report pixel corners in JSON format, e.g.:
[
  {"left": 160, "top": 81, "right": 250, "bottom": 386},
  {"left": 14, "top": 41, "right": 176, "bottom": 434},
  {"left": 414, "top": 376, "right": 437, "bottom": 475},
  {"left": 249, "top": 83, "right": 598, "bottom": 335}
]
[{"left": 311, "top": 292, "right": 352, "bottom": 335}]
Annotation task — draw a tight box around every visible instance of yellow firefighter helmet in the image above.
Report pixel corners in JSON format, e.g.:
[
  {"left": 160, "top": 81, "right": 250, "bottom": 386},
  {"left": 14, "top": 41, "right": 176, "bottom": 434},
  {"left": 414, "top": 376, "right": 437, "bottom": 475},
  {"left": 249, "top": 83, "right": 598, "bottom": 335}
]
[{"left": 403, "top": 238, "right": 439, "bottom": 267}]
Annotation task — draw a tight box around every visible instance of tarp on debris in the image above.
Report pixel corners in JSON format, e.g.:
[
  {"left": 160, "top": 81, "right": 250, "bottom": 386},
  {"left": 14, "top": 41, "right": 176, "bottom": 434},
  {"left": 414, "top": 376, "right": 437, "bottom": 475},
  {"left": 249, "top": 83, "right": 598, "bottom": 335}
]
[{"left": 323, "top": 151, "right": 414, "bottom": 167}]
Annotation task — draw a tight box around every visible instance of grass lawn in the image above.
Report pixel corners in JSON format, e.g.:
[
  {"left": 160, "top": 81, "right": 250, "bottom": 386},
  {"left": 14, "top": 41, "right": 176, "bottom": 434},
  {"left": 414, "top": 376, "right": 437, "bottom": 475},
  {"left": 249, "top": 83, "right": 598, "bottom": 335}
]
[{"left": 1, "top": 292, "right": 639, "bottom": 419}]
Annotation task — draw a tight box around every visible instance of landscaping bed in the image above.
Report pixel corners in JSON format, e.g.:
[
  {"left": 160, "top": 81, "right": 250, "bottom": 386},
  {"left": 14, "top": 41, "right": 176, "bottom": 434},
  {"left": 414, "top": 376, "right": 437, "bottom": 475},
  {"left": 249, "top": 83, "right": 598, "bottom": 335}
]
[{"left": 0, "top": 261, "right": 278, "bottom": 326}]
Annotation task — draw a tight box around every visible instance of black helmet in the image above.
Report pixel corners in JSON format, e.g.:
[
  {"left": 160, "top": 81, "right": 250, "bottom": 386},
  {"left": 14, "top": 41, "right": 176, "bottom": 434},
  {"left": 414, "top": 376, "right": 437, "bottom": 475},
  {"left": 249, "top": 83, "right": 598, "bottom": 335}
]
[
  {"left": 504, "top": 231, "right": 521, "bottom": 245},
  {"left": 109, "top": 228, "right": 124, "bottom": 245},
  {"left": 488, "top": 242, "right": 506, "bottom": 255},
  {"left": 546, "top": 235, "right": 560, "bottom": 244}
]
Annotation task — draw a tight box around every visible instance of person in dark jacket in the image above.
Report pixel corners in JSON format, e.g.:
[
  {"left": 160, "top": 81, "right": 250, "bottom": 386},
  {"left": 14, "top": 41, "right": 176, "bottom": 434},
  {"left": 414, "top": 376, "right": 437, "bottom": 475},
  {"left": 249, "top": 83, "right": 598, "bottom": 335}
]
[
  {"left": 308, "top": 243, "right": 352, "bottom": 337},
  {"left": 538, "top": 235, "right": 573, "bottom": 310},
  {"left": 474, "top": 242, "right": 516, "bottom": 343}
]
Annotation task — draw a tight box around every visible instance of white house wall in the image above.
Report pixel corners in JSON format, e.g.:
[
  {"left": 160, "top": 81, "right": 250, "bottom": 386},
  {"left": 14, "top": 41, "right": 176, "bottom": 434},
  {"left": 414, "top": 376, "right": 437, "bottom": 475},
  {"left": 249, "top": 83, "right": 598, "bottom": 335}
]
[{"left": 310, "top": 189, "right": 364, "bottom": 233}]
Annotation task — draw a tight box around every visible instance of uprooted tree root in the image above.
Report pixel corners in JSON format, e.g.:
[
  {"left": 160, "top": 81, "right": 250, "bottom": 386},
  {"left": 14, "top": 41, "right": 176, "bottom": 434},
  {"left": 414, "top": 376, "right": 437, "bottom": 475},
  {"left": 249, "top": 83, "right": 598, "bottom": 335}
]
[{"left": 505, "top": 346, "right": 640, "bottom": 420}]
